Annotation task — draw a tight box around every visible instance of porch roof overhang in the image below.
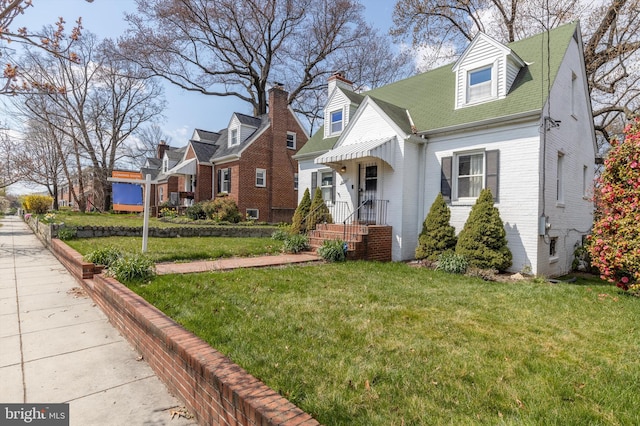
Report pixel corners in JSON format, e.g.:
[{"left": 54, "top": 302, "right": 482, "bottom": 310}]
[
  {"left": 166, "top": 158, "right": 197, "bottom": 176},
  {"left": 314, "top": 137, "right": 395, "bottom": 169}
]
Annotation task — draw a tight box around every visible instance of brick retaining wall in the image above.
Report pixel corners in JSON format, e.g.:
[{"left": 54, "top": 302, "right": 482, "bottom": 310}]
[{"left": 49, "top": 240, "right": 320, "bottom": 426}]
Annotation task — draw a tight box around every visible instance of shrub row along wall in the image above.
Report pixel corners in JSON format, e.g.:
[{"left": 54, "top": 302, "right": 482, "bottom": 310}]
[
  {"left": 51, "top": 224, "right": 277, "bottom": 239},
  {"left": 49, "top": 239, "right": 320, "bottom": 426}
]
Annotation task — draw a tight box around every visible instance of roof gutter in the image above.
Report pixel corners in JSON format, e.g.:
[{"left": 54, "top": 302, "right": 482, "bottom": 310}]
[
  {"left": 212, "top": 154, "right": 240, "bottom": 165},
  {"left": 293, "top": 149, "right": 330, "bottom": 161}
]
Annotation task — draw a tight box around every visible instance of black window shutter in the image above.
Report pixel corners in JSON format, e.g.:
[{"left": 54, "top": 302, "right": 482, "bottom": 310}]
[
  {"left": 311, "top": 171, "right": 317, "bottom": 195},
  {"left": 332, "top": 171, "right": 336, "bottom": 203},
  {"left": 217, "top": 169, "right": 221, "bottom": 194},
  {"left": 441, "top": 156, "right": 452, "bottom": 202},
  {"left": 485, "top": 150, "right": 499, "bottom": 202},
  {"left": 227, "top": 167, "right": 232, "bottom": 193}
]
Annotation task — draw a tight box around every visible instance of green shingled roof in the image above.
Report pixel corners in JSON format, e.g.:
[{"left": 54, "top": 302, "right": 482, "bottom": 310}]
[{"left": 300, "top": 22, "right": 578, "bottom": 156}]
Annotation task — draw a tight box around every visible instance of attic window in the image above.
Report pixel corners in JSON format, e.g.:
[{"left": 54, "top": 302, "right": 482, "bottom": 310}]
[
  {"left": 467, "top": 66, "right": 493, "bottom": 103},
  {"left": 330, "top": 110, "right": 343, "bottom": 134},
  {"left": 230, "top": 128, "right": 239, "bottom": 146}
]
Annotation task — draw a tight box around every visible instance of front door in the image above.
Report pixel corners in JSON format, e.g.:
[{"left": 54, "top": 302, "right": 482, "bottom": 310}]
[{"left": 358, "top": 162, "right": 378, "bottom": 224}]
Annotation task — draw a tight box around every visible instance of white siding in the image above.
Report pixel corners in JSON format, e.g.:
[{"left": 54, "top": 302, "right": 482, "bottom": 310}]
[
  {"left": 426, "top": 122, "right": 541, "bottom": 272},
  {"left": 455, "top": 37, "right": 505, "bottom": 107},
  {"left": 536, "top": 36, "right": 596, "bottom": 277},
  {"left": 324, "top": 90, "right": 352, "bottom": 138},
  {"left": 506, "top": 57, "right": 521, "bottom": 92}
]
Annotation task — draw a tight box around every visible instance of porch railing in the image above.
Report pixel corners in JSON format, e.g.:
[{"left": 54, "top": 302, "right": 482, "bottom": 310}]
[{"left": 342, "top": 199, "right": 389, "bottom": 241}]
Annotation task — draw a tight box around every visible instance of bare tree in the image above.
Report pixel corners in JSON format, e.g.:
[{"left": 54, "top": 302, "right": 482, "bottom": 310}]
[
  {"left": 118, "top": 0, "right": 411, "bottom": 124},
  {"left": 123, "top": 123, "right": 172, "bottom": 168},
  {"left": 0, "top": 130, "right": 25, "bottom": 189},
  {"left": 15, "top": 31, "right": 165, "bottom": 211},
  {"left": 13, "top": 119, "right": 67, "bottom": 209},
  {"left": 391, "top": 0, "right": 640, "bottom": 143},
  {"left": 0, "top": 0, "right": 85, "bottom": 94}
]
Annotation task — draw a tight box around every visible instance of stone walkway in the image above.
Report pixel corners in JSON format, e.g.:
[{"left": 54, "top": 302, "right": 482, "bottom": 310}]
[{"left": 155, "top": 252, "right": 321, "bottom": 275}]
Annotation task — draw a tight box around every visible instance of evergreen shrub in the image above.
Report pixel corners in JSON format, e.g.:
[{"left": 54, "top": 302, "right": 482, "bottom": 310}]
[{"left": 455, "top": 188, "right": 512, "bottom": 271}]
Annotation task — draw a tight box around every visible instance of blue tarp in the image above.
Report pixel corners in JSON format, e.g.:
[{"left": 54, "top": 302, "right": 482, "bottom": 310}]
[{"left": 112, "top": 183, "right": 143, "bottom": 205}]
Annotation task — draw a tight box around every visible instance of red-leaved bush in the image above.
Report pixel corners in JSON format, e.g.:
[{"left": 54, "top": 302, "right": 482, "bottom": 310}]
[{"left": 588, "top": 118, "right": 640, "bottom": 296}]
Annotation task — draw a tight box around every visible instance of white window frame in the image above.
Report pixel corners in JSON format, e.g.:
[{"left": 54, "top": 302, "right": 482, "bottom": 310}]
[
  {"left": 330, "top": 109, "right": 343, "bottom": 134},
  {"left": 582, "top": 165, "right": 589, "bottom": 198},
  {"left": 256, "top": 168, "right": 266, "bottom": 187},
  {"left": 286, "top": 132, "right": 296, "bottom": 149},
  {"left": 467, "top": 65, "right": 495, "bottom": 104},
  {"left": 230, "top": 128, "right": 239, "bottom": 147},
  {"left": 294, "top": 172, "right": 299, "bottom": 190},
  {"left": 320, "top": 170, "right": 334, "bottom": 205},
  {"left": 220, "top": 169, "right": 230, "bottom": 193},
  {"left": 159, "top": 187, "right": 164, "bottom": 203},
  {"left": 162, "top": 156, "right": 169, "bottom": 173},
  {"left": 246, "top": 209, "right": 259, "bottom": 220},
  {"left": 557, "top": 152, "right": 565, "bottom": 205},
  {"left": 453, "top": 151, "right": 485, "bottom": 201}
]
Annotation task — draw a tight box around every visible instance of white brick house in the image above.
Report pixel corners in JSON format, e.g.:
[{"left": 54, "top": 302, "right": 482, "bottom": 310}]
[{"left": 295, "top": 22, "right": 596, "bottom": 277}]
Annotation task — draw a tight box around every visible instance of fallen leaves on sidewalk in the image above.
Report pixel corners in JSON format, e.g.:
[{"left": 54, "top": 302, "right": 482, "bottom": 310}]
[
  {"left": 169, "top": 407, "right": 193, "bottom": 420},
  {"left": 67, "top": 287, "right": 87, "bottom": 298}
]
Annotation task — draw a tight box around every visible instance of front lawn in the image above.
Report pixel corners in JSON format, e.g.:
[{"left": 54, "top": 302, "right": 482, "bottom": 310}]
[
  {"left": 66, "top": 236, "right": 282, "bottom": 262},
  {"left": 127, "top": 262, "right": 640, "bottom": 425}
]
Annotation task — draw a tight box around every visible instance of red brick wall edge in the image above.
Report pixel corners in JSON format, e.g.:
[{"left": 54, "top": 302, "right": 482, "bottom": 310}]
[{"left": 49, "top": 239, "right": 320, "bottom": 426}]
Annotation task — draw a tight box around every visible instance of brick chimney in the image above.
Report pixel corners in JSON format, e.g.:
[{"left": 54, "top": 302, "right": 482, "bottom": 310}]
[
  {"left": 268, "top": 85, "right": 289, "bottom": 124},
  {"left": 328, "top": 71, "right": 353, "bottom": 96},
  {"left": 157, "top": 140, "right": 168, "bottom": 159}
]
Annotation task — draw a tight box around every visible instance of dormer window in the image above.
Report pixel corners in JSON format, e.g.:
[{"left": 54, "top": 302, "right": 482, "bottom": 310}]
[
  {"left": 468, "top": 66, "right": 493, "bottom": 103},
  {"left": 162, "top": 156, "right": 169, "bottom": 173},
  {"left": 230, "top": 128, "right": 239, "bottom": 146},
  {"left": 330, "top": 110, "right": 343, "bottom": 134}
]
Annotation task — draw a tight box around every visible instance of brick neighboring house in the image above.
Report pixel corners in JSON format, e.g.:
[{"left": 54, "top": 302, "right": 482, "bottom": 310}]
[{"left": 143, "top": 86, "right": 308, "bottom": 222}]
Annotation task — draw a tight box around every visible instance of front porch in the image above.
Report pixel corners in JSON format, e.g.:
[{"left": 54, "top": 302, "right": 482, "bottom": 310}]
[{"left": 308, "top": 199, "right": 392, "bottom": 261}]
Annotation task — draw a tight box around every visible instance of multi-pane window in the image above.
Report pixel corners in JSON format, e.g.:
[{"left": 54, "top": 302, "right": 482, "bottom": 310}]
[
  {"left": 468, "top": 66, "right": 492, "bottom": 103},
  {"left": 219, "top": 168, "right": 230, "bottom": 193},
  {"left": 286, "top": 132, "right": 296, "bottom": 149},
  {"left": 330, "top": 110, "right": 343, "bottom": 134},
  {"left": 320, "top": 171, "right": 334, "bottom": 204},
  {"left": 230, "top": 128, "right": 238, "bottom": 146},
  {"left": 294, "top": 173, "right": 299, "bottom": 190},
  {"left": 456, "top": 153, "right": 484, "bottom": 198},
  {"left": 256, "top": 168, "right": 266, "bottom": 187}
]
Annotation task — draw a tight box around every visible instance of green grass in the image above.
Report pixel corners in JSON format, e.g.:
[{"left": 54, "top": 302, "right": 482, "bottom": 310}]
[
  {"left": 66, "top": 236, "right": 282, "bottom": 262},
  {"left": 126, "top": 262, "right": 640, "bottom": 425}
]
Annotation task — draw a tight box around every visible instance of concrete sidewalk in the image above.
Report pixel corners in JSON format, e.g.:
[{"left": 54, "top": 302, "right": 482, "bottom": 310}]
[{"left": 0, "top": 215, "right": 197, "bottom": 426}]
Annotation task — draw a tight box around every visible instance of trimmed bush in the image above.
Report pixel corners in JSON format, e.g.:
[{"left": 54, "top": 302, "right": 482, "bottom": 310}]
[
  {"left": 109, "top": 252, "right": 155, "bottom": 283},
  {"left": 415, "top": 193, "right": 457, "bottom": 261},
  {"left": 283, "top": 234, "right": 309, "bottom": 253},
  {"left": 436, "top": 251, "right": 468, "bottom": 274},
  {"left": 317, "top": 239, "right": 347, "bottom": 262},
  {"left": 455, "top": 188, "right": 512, "bottom": 271},
  {"left": 307, "top": 188, "right": 333, "bottom": 231},
  {"left": 22, "top": 194, "right": 53, "bottom": 214},
  {"left": 291, "top": 188, "right": 311, "bottom": 234},
  {"left": 203, "top": 197, "right": 242, "bottom": 223}
]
